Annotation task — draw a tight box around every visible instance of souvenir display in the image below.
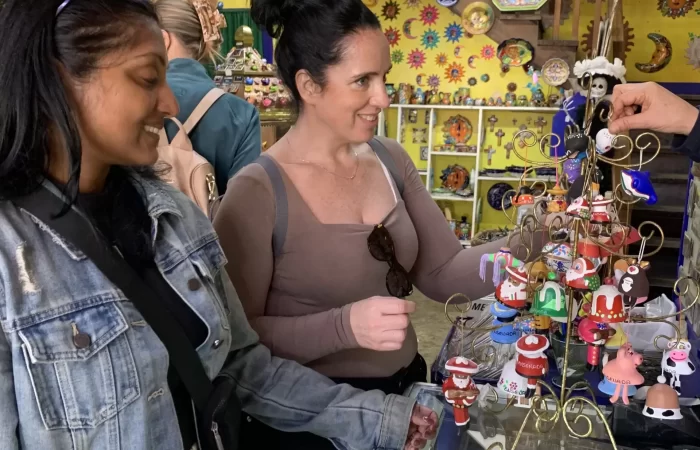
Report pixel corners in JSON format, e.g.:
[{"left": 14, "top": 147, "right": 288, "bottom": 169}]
[
  {"left": 497, "top": 39, "right": 534, "bottom": 68},
  {"left": 636, "top": 33, "right": 673, "bottom": 74},
  {"left": 600, "top": 344, "right": 643, "bottom": 404},
  {"left": 578, "top": 316, "right": 616, "bottom": 371},
  {"left": 658, "top": 339, "right": 696, "bottom": 395},
  {"left": 462, "top": 2, "right": 494, "bottom": 35},
  {"left": 442, "top": 357, "right": 479, "bottom": 426}
]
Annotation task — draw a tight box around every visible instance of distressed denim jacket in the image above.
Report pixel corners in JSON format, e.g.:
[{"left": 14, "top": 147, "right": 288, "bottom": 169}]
[{"left": 0, "top": 176, "right": 414, "bottom": 450}]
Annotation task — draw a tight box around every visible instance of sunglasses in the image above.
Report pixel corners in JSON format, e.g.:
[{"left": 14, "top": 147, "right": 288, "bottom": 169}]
[{"left": 368, "top": 224, "right": 413, "bottom": 299}]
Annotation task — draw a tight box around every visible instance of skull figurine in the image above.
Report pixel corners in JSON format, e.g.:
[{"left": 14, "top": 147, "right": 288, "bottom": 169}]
[{"left": 590, "top": 76, "right": 608, "bottom": 100}]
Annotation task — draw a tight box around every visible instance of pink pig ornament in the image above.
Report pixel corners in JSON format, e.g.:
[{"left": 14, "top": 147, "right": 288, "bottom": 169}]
[{"left": 601, "top": 343, "right": 644, "bottom": 405}]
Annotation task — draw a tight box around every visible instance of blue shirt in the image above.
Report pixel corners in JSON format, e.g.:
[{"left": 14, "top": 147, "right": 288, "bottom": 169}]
[{"left": 166, "top": 58, "right": 261, "bottom": 194}]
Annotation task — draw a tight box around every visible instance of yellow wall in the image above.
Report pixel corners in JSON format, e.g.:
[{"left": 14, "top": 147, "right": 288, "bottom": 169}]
[
  {"left": 545, "top": 0, "right": 699, "bottom": 82},
  {"left": 221, "top": 0, "right": 249, "bottom": 8}
]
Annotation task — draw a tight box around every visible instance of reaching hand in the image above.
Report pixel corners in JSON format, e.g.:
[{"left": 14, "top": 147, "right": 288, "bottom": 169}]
[
  {"left": 349, "top": 297, "right": 415, "bottom": 351},
  {"left": 404, "top": 405, "right": 439, "bottom": 450},
  {"left": 608, "top": 82, "right": 698, "bottom": 136}
]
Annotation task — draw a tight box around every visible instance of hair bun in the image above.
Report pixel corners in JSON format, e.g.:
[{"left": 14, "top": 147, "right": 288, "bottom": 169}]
[{"left": 250, "top": 0, "right": 323, "bottom": 38}]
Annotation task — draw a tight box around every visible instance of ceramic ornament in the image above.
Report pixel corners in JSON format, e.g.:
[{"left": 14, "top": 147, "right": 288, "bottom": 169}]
[
  {"left": 565, "top": 257, "right": 601, "bottom": 291},
  {"left": 495, "top": 265, "right": 530, "bottom": 310},
  {"left": 530, "top": 272, "right": 568, "bottom": 323},
  {"left": 618, "top": 264, "right": 650, "bottom": 307},
  {"left": 563, "top": 158, "right": 584, "bottom": 184},
  {"left": 515, "top": 334, "right": 549, "bottom": 398},
  {"left": 636, "top": 33, "right": 673, "bottom": 74},
  {"left": 577, "top": 237, "right": 606, "bottom": 269},
  {"left": 480, "top": 247, "right": 524, "bottom": 286},
  {"left": 578, "top": 317, "right": 616, "bottom": 371},
  {"left": 442, "top": 357, "right": 480, "bottom": 426},
  {"left": 643, "top": 384, "right": 682, "bottom": 420},
  {"left": 542, "top": 242, "right": 573, "bottom": 275},
  {"left": 498, "top": 357, "right": 528, "bottom": 399},
  {"left": 566, "top": 197, "right": 591, "bottom": 220},
  {"left": 590, "top": 195, "right": 613, "bottom": 224},
  {"left": 621, "top": 170, "right": 657, "bottom": 205},
  {"left": 495, "top": 129, "right": 505, "bottom": 146},
  {"left": 595, "top": 128, "right": 616, "bottom": 155},
  {"left": 658, "top": 339, "right": 696, "bottom": 395},
  {"left": 490, "top": 302, "right": 521, "bottom": 344},
  {"left": 546, "top": 185, "right": 568, "bottom": 214},
  {"left": 600, "top": 343, "right": 643, "bottom": 405},
  {"left": 589, "top": 283, "right": 626, "bottom": 324}
]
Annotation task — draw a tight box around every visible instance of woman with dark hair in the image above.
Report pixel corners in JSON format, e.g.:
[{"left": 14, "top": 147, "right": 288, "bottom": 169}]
[
  {"left": 0, "top": 1, "right": 436, "bottom": 449},
  {"left": 214, "top": 0, "right": 535, "bottom": 448}
]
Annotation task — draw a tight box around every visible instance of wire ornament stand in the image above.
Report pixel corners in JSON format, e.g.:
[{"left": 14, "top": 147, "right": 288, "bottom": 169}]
[{"left": 441, "top": 3, "right": 699, "bottom": 447}]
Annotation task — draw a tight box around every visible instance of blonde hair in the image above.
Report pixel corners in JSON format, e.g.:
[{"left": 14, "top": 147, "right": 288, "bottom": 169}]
[{"left": 153, "top": 0, "right": 222, "bottom": 64}]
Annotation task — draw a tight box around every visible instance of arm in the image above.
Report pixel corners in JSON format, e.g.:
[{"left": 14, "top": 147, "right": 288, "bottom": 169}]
[
  {"left": 213, "top": 169, "right": 358, "bottom": 364},
  {"left": 672, "top": 106, "right": 700, "bottom": 162},
  {"left": 227, "top": 105, "right": 262, "bottom": 179},
  {"left": 0, "top": 309, "right": 19, "bottom": 448},
  {"left": 215, "top": 267, "right": 414, "bottom": 450},
  {"left": 376, "top": 138, "right": 540, "bottom": 303}
]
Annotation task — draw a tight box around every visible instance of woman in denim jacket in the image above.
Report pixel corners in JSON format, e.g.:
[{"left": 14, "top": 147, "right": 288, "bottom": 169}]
[{"left": 0, "top": 1, "right": 436, "bottom": 449}]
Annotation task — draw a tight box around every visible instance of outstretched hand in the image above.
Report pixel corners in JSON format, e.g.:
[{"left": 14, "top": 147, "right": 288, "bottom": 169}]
[
  {"left": 404, "top": 405, "right": 439, "bottom": 450},
  {"left": 608, "top": 82, "right": 698, "bottom": 136}
]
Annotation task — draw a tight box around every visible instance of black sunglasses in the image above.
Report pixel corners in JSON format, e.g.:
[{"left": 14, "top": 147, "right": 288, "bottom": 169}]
[{"left": 368, "top": 224, "right": 413, "bottom": 298}]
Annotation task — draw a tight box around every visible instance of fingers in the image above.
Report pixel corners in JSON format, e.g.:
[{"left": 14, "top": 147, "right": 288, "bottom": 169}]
[
  {"left": 610, "top": 89, "right": 647, "bottom": 123},
  {"left": 378, "top": 298, "right": 416, "bottom": 315},
  {"left": 411, "top": 406, "right": 438, "bottom": 427},
  {"left": 609, "top": 114, "right": 646, "bottom": 134},
  {"left": 382, "top": 313, "right": 411, "bottom": 330}
]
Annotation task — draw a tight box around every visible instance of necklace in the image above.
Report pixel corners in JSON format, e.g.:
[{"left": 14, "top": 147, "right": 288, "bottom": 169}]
[{"left": 288, "top": 136, "right": 360, "bottom": 180}]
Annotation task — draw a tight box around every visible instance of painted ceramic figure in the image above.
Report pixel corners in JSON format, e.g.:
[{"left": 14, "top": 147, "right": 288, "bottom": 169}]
[
  {"left": 595, "top": 128, "right": 616, "bottom": 155},
  {"left": 577, "top": 237, "right": 606, "bottom": 270},
  {"left": 513, "top": 186, "right": 535, "bottom": 225},
  {"left": 530, "top": 272, "right": 568, "bottom": 324},
  {"left": 658, "top": 339, "right": 696, "bottom": 395},
  {"left": 490, "top": 302, "right": 521, "bottom": 345},
  {"left": 495, "top": 265, "right": 529, "bottom": 310},
  {"left": 618, "top": 264, "right": 650, "bottom": 307},
  {"left": 515, "top": 334, "right": 549, "bottom": 398},
  {"left": 442, "top": 357, "right": 480, "bottom": 427},
  {"left": 479, "top": 247, "right": 524, "bottom": 286},
  {"left": 589, "top": 283, "right": 626, "bottom": 324},
  {"left": 546, "top": 186, "right": 568, "bottom": 213},
  {"left": 590, "top": 195, "right": 613, "bottom": 224},
  {"left": 578, "top": 316, "right": 616, "bottom": 371},
  {"left": 543, "top": 242, "right": 573, "bottom": 276},
  {"left": 643, "top": 384, "right": 682, "bottom": 420},
  {"left": 565, "top": 257, "right": 601, "bottom": 291},
  {"left": 498, "top": 357, "right": 528, "bottom": 399},
  {"left": 566, "top": 197, "right": 590, "bottom": 220},
  {"left": 621, "top": 170, "right": 657, "bottom": 205},
  {"left": 600, "top": 343, "right": 644, "bottom": 405}
]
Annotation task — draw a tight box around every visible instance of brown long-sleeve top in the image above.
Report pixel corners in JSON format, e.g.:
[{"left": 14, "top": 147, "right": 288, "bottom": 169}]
[{"left": 213, "top": 136, "right": 531, "bottom": 378}]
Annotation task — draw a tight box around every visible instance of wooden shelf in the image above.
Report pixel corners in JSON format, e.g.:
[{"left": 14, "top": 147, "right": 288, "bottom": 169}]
[
  {"left": 479, "top": 176, "right": 556, "bottom": 182},
  {"left": 388, "top": 104, "right": 560, "bottom": 112},
  {"left": 432, "top": 152, "right": 477, "bottom": 157},
  {"left": 431, "top": 193, "right": 474, "bottom": 202}
]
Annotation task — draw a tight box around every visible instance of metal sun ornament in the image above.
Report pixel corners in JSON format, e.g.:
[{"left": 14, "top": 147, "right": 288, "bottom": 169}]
[
  {"left": 408, "top": 48, "right": 427, "bottom": 69},
  {"left": 420, "top": 4, "right": 440, "bottom": 25},
  {"left": 384, "top": 27, "right": 401, "bottom": 46},
  {"left": 441, "top": 2, "right": 700, "bottom": 446},
  {"left": 428, "top": 74, "right": 441, "bottom": 88},
  {"left": 657, "top": 0, "right": 696, "bottom": 18},
  {"left": 444, "top": 22, "right": 464, "bottom": 43},
  {"left": 381, "top": 0, "right": 401, "bottom": 20},
  {"left": 391, "top": 50, "right": 405, "bottom": 64},
  {"left": 435, "top": 52, "right": 448, "bottom": 66},
  {"left": 422, "top": 29, "right": 440, "bottom": 49},
  {"left": 445, "top": 62, "right": 465, "bottom": 83}
]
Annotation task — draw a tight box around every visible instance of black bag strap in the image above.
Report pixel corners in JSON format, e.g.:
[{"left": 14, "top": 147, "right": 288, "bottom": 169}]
[{"left": 14, "top": 186, "right": 239, "bottom": 448}]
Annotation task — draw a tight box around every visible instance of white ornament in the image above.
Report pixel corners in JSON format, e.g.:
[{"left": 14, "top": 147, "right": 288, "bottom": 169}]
[
  {"left": 596, "top": 128, "right": 615, "bottom": 154},
  {"left": 591, "top": 76, "right": 608, "bottom": 99}
]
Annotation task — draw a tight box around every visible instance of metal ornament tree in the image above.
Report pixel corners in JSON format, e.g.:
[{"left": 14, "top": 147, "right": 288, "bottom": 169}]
[{"left": 443, "top": 2, "right": 699, "bottom": 447}]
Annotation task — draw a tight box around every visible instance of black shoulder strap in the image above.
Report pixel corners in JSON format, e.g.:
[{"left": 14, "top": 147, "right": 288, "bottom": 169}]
[
  {"left": 14, "top": 186, "right": 239, "bottom": 449},
  {"left": 369, "top": 137, "right": 404, "bottom": 196},
  {"left": 256, "top": 154, "right": 288, "bottom": 259}
]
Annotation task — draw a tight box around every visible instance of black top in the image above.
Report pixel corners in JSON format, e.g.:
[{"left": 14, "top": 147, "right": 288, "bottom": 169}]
[
  {"left": 673, "top": 106, "right": 700, "bottom": 162},
  {"left": 75, "top": 170, "right": 207, "bottom": 448}
]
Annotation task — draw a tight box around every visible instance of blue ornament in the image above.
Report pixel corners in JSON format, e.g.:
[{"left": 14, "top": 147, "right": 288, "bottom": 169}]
[
  {"left": 621, "top": 170, "right": 657, "bottom": 205},
  {"left": 491, "top": 302, "right": 518, "bottom": 320},
  {"left": 245, "top": 77, "right": 254, "bottom": 85},
  {"left": 490, "top": 319, "right": 521, "bottom": 344},
  {"left": 217, "top": 2, "right": 224, "bottom": 11},
  {"left": 598, "top": 376, "right": 637, "bottom": 396}
]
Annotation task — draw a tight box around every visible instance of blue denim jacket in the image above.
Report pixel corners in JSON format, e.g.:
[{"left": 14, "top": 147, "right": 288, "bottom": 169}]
[{"left": 0, "top": 176, "right": 414, "bottom": 450}]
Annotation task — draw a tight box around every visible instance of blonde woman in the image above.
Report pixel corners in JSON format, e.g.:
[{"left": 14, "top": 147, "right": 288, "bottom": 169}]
[{"left": 154, "top": 0, "right": 261, "bottom": 193}]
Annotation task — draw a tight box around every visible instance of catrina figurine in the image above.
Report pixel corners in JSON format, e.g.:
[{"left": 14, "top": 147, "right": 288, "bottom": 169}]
[{"left": 479, "top": 247, "right": 524, "bottom": 287}]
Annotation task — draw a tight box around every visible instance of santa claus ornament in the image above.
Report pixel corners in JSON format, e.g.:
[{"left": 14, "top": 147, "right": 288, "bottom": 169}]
[
  {"left": 515, "top": 334, "right": 549, "bottom": 398},
  {"left": 566, "top": 196, "right": 591, "bottom": 220},
  {"left": 566, "top": 257, "right": 601, "bottom": 291},
  {"left": 495, "top": 265, "right": 529, "bottom": 310},
  {"left": 442, "top": 357, "right": 480, "bottom": 427},
  {"left": 578, "top": 316, "right": 617, "bottom": 372},
  {"left": 618, "top": 264, "right": 650, "bottom": 307}
]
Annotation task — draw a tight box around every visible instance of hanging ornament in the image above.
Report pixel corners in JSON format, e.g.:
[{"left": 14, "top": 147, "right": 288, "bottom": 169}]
[
  {"left": 657, "top": 0, "right": 695, "bottom": 18},
  {"left": 384, "top": 27, "right": 401, "bottom": 47},
  {"left": 479, "top": 247, "right": 524, "bottom": 286},
  {"left": 643, "top": 384, "right": 682, "bottom": 420},
  {"left": 490, "top": 303, "right": 521, "bottom": 344},
  {"left": 565, "top": 257, "right": 601, "bottom": 291},
  {"left": 530, "top": 272, "right": 568, "bottom": 322},
  {"left": 600, "top": 343, "right": 643, "bottom": 405},
  {"left": 495, "top": 265, "right": 529, "bottom": 310},
  {"left": 515, "top": 335, "right": 549, "bottom": 398},
  {"left": 658, "top": 339, "right": 696, "bottom": 396},
  {"left": 621, "top": 169, "right": 657, "bottom": 205},
  {"left": 420, "top": 4, "right": 440, "bottom": 25},
  {"left": 636, "top": 33, "right": 673, "bottom": 73},
  {"left": 407, "top": 49, "right": 426, "bottom": 69},
  {"left": 444, "top": 22, "right": 464, "bottom": 43},
  {"left": 442, "top": 357, "right": 479, "bottom": 426}
]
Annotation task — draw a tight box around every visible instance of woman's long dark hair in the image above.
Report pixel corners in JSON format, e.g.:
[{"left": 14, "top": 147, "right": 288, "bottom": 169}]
[{"left": 0, "top": 0, "right": 160, "bottom": 206}]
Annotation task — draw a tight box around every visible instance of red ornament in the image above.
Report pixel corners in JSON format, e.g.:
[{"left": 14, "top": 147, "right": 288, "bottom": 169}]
[
  {"left": 442, "top": 357, "right": 479, "bottom": 426},
  {"left": 515, "top": 335, "right": 549, "bottom": 398},
  {"left": 589, "top": 284, "right": 626, "bottom": 324},
  {"left": 495, "top": 265, "right": 529, "bottom": 309}
]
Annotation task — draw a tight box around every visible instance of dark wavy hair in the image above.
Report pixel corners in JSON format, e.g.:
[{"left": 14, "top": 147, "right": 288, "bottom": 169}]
[
  {"left": 250, "top": 0, "right": 380, "bottom": 110},
  {"left": 0, "top": 0, "right": 160, "bottom": 205}
]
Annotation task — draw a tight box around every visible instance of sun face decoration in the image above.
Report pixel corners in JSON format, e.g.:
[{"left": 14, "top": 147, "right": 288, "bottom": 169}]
[
  {"left": 420, "top": 4, "right": 439, "bottom": 25},
  {"left": 435, "top": 52, "right": 448, "bottom": 66},
  {"left": 385, "top": 27, "right": 401, "bottom": 47},
  {"left": 428, "top": 74, "right": 441, "bottom": 89},
  {"left": 382, "top": 0, "right": 401, "bottom": 21},
  {"left": 658, "top": 0, "right": 695, "bottom": 18},
  {"left": 445, "top": 62, "right": 465, "bottom": 83},
  {"left": 481, "top": 45, "right": 495, "bottom": 60},
  {"left": 391, "top": 49, "right": 405, "bottom": 64},
  {"left": 408, "top": 49, "right": 426, "bottom": 69},
  {"left": 444, "top": 22, "right": 464, "bottom": 43},
  {"left": 421, "top": 29, "right": 440, "bottom": 49},
  {"left": 404, "top": 0, "right": 422, "bottom": 8}
]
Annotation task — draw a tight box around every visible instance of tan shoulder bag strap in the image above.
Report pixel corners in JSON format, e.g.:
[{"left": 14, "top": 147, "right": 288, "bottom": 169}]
[
  {"left": 182, "top": 88, "right": 226, "bottom": 134},
  {"left": 158, "top": 117, "right": 194, "bottom": 150}
]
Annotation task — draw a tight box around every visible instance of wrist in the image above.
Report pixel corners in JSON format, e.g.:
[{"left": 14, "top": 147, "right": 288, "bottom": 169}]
[{"left": 340, "top": 303, "right": 360, "bottom": 348}]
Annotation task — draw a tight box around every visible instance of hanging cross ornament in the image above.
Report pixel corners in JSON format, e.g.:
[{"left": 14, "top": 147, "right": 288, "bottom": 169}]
[
  {"left": 526, "top": 117, "right": 532, "bottom": 125},
  {"left": 505, "top": 142, "right": 514, "bottom": 159},
  {"left": 484, "top": 145, "right": 496, "bottom": 165},
  {"left": 535, "top": 116, "right": 547, "bottom": 134},
  {"left": 495, "top": 129, "right": 505, "bottom": 146},
  {"left": 488, "top": 115, "right": 498, "bottom": 132},
  {"left": 516, "top": 124, "right": 529, "bottom": 148},
  {"left": 512, "top": 118, "right": 518, "bottom": 127}
]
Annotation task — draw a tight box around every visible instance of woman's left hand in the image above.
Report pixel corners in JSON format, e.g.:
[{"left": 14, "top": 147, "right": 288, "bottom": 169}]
[{"left": 404, "top": 404, "right": 439, "bottom": 450}]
